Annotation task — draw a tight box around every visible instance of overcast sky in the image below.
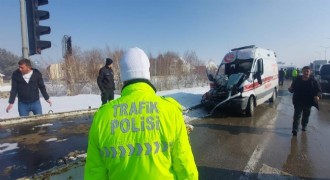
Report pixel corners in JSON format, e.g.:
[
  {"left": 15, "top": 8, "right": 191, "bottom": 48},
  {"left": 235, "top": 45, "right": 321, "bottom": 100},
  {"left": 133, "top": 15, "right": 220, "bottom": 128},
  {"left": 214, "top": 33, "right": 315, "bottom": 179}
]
[{"left": 1, "top": 0, "right": 330, "bottom": 67}]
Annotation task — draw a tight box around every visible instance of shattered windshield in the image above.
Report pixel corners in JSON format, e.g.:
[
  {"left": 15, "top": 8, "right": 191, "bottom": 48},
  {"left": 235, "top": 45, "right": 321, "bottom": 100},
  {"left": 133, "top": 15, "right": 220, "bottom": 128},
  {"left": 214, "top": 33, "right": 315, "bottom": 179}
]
[
  {"left": 227, "top": 73, "right": 245, "bottom": 89},
  {"left": 217, "top": 59, "right": 253, "bottom": 76}
]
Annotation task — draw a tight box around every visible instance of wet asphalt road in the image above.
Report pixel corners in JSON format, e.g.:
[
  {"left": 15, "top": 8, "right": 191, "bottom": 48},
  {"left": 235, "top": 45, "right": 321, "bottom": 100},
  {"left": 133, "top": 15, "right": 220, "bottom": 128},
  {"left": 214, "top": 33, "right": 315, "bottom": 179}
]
[
  {"left": 0, "top": 115, "right": 92, "bottom": 179},
  {"left": 1, "top": 80, "right": 330, "bottom": 179},
  {"left": 190, "top": 81, "right": 330, "bottom": 180}
]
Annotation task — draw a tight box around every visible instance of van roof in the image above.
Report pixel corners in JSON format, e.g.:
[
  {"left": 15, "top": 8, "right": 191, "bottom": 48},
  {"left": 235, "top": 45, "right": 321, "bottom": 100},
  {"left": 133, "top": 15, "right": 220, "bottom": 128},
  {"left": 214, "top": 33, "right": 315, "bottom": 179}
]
[
  {"left": 231, "top": 45, "right": 256, "bottom": 51},
  {"left": 222, "top": 45, "right": 276, "bottom": 64}
]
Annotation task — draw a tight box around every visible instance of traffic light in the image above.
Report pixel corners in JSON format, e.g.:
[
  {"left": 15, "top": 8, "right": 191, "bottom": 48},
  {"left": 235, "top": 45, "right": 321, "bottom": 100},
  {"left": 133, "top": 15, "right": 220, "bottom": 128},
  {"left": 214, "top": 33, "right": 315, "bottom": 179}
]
[{"left": 26, "top": 0, "right": 51, "bottom": 55}]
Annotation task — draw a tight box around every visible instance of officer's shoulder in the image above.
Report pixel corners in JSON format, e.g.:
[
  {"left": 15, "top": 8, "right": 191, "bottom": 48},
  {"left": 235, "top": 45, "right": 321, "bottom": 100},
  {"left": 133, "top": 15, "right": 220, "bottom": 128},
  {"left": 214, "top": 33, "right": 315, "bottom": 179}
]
[{"left": 160, "top": 96, "right": 182, "bottom": 110}]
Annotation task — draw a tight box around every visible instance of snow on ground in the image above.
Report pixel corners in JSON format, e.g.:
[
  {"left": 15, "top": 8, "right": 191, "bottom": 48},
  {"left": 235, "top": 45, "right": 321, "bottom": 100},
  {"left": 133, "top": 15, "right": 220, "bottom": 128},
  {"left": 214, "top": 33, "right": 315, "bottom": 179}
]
[
  {"left": 0, "top": 85, "right": 11, "bottom": 92},
  {"left": 0, "top": 85, "right": 210, "bottom": 121},
  {"left": 0, "top": 143, "right": 19, "bottom": 153}
]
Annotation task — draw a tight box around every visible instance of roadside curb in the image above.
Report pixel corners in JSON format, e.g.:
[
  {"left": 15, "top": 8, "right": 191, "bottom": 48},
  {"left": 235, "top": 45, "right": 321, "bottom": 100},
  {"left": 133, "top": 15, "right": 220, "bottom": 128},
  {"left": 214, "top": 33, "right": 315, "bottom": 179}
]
[{"left": 0, "top": 108, "right": 98, "bottom": 126}]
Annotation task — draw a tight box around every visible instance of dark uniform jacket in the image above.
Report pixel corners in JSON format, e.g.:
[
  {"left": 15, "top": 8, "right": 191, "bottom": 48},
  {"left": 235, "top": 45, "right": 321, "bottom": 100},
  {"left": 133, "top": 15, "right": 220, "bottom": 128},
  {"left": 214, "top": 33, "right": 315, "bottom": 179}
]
[
  {"left": 97, "top": 66, "right": 115, "bottom": 92},
  {"left": 9, "top": 69, "right": 49, "bottom": 104},
  {"left": 289, "top": 75, "right": 322, "bottom": 109}
]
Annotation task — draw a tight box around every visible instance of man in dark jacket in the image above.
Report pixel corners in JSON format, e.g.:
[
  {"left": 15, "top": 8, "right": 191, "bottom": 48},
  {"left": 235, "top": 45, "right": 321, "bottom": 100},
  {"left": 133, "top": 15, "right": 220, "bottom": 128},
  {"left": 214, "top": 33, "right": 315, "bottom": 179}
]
[
  {"left": 6, "top": 58, "right": 52, "bottom": 116},
  {"left": 97, "top": 58, "right": 115, "bottom": 105},
  {"left": 288, "top": 66, "right": 322, "bottom": 136}
]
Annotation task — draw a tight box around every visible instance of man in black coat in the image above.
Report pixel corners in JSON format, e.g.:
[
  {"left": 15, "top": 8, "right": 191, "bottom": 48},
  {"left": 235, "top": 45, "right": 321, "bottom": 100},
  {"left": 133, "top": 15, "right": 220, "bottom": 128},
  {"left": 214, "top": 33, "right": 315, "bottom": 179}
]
[
  {"left": 97, "top": 58, "right": 115, "bottom": 105},
  {"left": 6, "top": 58, "right": 52, "bottom": 116},
  {"left": 288, "top": 66, "right": 322, "bottom": 136}
]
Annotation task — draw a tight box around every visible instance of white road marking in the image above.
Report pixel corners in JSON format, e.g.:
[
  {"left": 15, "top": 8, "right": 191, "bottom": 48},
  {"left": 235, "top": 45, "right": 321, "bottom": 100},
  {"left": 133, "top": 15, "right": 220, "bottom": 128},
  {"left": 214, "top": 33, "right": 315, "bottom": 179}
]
[
  {"left": 239, "top": 106, "right": 279, "bottom": 179},
  {"left": 258, "top": 164, "right": 292, "bottom": 178},
  {"left": 243, "top": 144, "right": 265, "bottom": 173}
]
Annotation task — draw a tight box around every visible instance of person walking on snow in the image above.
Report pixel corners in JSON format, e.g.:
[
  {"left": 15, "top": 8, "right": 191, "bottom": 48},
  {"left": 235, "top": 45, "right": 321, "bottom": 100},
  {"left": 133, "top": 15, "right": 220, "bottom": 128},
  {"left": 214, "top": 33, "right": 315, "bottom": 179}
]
[{"left": 6, "top": 58, "right": 52, "bottom": 116}]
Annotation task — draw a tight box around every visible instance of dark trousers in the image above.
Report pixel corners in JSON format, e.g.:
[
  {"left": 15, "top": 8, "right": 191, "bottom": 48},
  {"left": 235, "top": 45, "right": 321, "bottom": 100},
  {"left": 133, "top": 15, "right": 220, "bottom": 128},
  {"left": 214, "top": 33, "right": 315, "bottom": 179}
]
[
  {"left": 292, "top": 105, "right": 311, "bottom": 131},
  {"left": 101, "top": 90, "right": 114, "bottom": 105},
  {"left": 279, "top": 77, "right": 284, "bottom": 86}
]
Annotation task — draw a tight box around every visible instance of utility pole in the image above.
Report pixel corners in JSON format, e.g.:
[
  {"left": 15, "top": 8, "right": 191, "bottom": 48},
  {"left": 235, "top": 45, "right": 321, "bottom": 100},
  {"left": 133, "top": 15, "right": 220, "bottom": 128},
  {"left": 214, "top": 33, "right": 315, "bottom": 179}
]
[
  {"left": 62, "top": 35, "right": 75, "bottom": 96},
  {"left": 20, "top": 0, "right": 29, "bottom": 58}
]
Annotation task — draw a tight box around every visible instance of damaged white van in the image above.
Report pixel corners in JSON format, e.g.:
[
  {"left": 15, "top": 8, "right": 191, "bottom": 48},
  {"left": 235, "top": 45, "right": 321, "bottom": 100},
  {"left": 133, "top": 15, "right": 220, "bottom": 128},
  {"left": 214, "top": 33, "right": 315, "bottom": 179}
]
[{"left": 201, "top": 45, "right": 279, "bottom": 116}]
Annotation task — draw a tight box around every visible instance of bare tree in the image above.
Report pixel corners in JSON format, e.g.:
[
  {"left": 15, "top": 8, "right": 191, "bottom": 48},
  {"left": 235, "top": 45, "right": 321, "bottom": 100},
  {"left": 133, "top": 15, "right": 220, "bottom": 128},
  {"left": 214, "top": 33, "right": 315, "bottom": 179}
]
[
  {"left": 79, "top": 49, "right": 103, "bottom": 94},
  {"left": 63, "top": 46, "right": 84, "bottom": 95},
  {"left": 110, "top": 48, "right": 124, "bottom": 91},
  {"left": 0, "top": 49, "right": 20, "bottom": 80},
  {"left": 160, "top": 51, "right": 180, "bottom": 89},
  {"left": 41, "top": 46, "right": 210, "bottom": 95}
]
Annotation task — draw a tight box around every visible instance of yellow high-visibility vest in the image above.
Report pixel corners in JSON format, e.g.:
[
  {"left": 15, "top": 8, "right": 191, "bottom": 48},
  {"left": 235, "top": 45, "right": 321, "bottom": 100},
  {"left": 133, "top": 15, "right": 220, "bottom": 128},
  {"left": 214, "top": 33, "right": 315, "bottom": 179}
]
[
  {"left": 292, "top": 69, "right": 298, "bottom": 77},
  {"left": 85, "top": 82, "right": 198, "bottom": 180}
]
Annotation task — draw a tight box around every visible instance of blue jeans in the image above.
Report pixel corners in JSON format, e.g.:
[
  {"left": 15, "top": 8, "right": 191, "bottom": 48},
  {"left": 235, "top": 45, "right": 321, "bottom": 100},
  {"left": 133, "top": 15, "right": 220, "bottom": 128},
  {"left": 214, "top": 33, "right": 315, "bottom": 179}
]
[{"left": 18, "top": 100, "right": 42, "bottom": 117}]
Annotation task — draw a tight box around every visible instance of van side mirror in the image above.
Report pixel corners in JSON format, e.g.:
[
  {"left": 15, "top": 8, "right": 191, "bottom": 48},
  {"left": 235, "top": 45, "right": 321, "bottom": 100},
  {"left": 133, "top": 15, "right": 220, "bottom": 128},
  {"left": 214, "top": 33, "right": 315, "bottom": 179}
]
[{"left": 207, "top": 74, "right": 215, "bottom": 81}]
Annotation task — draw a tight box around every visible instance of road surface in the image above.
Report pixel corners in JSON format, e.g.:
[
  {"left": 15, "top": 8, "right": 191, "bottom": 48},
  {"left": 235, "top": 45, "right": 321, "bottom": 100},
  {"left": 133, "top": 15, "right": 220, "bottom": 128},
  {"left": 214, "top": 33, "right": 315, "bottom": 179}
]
[{"left": 1, "top": 80, "right": 330, "bottom": 179}]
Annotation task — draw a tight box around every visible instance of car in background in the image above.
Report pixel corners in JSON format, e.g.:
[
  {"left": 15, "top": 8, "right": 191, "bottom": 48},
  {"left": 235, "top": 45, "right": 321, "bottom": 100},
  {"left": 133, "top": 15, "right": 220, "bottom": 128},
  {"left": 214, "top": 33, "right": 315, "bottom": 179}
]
[{"left": 318, "top": 64, "right": 330, "bottom": 93}]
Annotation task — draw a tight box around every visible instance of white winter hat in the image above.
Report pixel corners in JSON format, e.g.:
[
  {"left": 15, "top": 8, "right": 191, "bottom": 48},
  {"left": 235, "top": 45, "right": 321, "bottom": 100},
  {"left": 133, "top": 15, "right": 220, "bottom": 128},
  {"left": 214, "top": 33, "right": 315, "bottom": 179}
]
[{"left": 120, "top": 47, "right": 150, "bottom": 82}]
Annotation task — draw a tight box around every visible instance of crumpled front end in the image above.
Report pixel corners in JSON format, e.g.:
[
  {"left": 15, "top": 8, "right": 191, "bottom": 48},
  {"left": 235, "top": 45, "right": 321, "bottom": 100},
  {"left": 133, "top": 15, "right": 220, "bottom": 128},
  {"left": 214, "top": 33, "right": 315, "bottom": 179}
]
[{"left": 201, "top": 73, "right": 245, "bottom": 112}]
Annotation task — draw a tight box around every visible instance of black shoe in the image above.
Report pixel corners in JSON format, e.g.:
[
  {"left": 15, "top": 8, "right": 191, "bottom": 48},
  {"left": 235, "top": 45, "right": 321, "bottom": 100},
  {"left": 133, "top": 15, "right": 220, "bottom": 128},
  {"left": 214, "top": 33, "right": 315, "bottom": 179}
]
[
  {"left": 292, "top": 130, "right": 297, "bottom": 136},
  {"left": 302, "top": 127, "right": 306, "bottom": 131}
]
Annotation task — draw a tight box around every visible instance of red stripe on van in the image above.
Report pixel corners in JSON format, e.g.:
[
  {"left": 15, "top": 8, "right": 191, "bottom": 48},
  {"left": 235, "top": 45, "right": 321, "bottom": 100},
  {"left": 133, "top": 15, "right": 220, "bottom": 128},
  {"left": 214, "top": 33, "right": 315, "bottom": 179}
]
[{"left": 243, "top": 75, "right": 278, "bottom": 92}]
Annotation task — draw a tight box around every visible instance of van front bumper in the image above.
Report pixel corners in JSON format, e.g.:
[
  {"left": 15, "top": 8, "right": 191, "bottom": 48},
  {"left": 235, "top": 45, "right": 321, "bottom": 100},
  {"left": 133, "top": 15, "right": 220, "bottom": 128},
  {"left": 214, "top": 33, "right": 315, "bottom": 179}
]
[
  {"left": 201, "top": 95, "right": 249, "bottom": 112},
  {"left": 227, "top": 96, "right": 249, "bottom": 111}
]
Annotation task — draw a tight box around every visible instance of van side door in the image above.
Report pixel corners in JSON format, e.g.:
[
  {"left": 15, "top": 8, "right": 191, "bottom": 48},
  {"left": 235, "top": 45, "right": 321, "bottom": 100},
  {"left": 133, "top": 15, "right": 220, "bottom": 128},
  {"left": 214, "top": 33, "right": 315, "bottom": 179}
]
[{"left": 253, "top": 58, "right": 265, "bottom": 102}]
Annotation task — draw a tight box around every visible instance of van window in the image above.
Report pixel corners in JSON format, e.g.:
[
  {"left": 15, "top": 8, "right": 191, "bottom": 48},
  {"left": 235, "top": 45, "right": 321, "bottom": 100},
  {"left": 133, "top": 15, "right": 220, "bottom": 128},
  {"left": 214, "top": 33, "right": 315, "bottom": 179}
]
[
  {"left": 256, "top": 59, "right": 264, "bottom": 75},
  {"left": 320, "top": 65, "right": 330, "bottom": 75}
]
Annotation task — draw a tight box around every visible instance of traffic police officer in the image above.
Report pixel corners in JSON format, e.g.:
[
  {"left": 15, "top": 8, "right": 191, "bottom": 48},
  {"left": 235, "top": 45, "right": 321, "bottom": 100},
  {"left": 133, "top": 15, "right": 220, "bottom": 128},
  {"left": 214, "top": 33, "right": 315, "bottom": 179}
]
[{"left": 85, "top": 47, "right": 198, "bottom": 179}]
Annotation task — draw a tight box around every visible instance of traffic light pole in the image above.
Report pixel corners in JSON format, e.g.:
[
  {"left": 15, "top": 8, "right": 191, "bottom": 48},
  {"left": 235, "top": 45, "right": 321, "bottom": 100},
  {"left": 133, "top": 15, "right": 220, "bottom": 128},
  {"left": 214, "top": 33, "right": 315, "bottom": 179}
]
[{"left": 20, "top": 0, "right": 29, "bottom": 58}]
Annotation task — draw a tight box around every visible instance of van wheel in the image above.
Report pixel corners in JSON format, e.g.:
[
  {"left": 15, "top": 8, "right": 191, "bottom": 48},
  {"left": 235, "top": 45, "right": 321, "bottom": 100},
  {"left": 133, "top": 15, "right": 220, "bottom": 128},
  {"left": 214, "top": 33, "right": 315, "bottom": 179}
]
[
  {"left": 245, "top": 97, "right": 254, "bottom": 117},
  {"left": 269, "top": 89, "right": 277, "bottom": 103}
]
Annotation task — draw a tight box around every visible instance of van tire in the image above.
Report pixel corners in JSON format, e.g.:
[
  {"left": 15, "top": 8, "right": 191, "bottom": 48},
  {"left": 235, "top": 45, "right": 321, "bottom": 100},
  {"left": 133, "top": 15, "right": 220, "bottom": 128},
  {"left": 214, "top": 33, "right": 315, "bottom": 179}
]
[
  {"left": 269, "top": 89, "right": 277, "bottom": 103},
  {"left": 245, "top": 96, "right": 254, "bottom": 117}
]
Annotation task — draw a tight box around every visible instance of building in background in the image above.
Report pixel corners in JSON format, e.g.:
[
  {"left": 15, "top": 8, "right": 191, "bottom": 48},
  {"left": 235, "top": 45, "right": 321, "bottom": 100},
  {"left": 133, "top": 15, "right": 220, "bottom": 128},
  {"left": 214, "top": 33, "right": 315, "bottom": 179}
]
[{"left": 47, "top": 63, "right": 65, "bottom": 80}]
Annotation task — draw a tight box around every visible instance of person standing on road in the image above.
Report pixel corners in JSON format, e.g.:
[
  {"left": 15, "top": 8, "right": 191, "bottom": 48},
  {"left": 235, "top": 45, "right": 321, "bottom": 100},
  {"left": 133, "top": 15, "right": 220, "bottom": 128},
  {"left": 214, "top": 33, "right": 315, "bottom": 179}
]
[
  {"left": 6, "top": 58, "right": 52, "bottom": 116},
  {"left": 288, "top": 66, "right": 322, "bottom": 136},
  {"left": 85, "top": 47, "right": 198, "bottom": 180},
  {"left": 279, "top": 68, "right": 285, "bottom": 86},
  {"left": 97, "top": 58, "right": 115, "bottom": 105},
  {"left": 292, "top": 68, "right": 298, "bottom": 80}
]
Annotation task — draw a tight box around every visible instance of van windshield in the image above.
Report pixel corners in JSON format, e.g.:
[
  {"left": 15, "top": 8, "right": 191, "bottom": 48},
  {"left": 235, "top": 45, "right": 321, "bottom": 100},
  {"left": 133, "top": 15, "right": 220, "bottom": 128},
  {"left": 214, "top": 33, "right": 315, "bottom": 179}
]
[{"left": 217, "top": 59, "right": 253, "bottom": 76}]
